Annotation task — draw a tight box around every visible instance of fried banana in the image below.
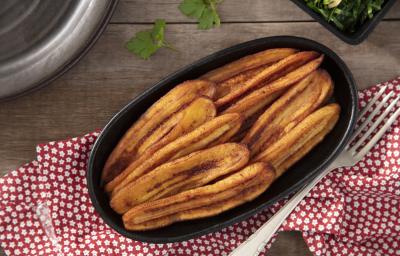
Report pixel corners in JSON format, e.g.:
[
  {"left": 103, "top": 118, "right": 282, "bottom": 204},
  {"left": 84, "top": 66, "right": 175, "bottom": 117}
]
[
  {"left": 215, "top": 51, "right": 320, "bottom": 108},
  {"left": 122, "top": 162, "right": 275, "bottom": 230},
  {"left": 230, "top": 103, "right": 274, "bottom": 142},
  {"left": 103, "top": 97, "right": 216, "bottom": 193},
  {"left": 215, "top": 65, "right": 268, "bottom": 100},
  {"left": 110, "top": 143, "right": 249, "bottom": 213},
  {"left": 202, "top": 48, "right": 298, "bottom": 83},
  {"left": 255, "top": 103, "right": 340, "bottom": 177},
  {"left": 167, "top": 113, "right": 242, "bottom": 160},
  {"left": 223, "top": 55, "right": 324, "bottom": 119},
  {"left": 276, "top": 119, "right": 336, "bottom": 175},
  {"left": 242, "top": 69, "right": 333, "bottom": 157},
  {"left": 102, "top": 80, "right": 216, "bottom": 183},
  {"left": 223, "top": 90, "right": 284, "bottom": 120},
  {"left": 137, "top": 97, "right": 216, "bottom": 155},
  {"left": 105, "top": 113, "right": 243, "bottom": 194}
]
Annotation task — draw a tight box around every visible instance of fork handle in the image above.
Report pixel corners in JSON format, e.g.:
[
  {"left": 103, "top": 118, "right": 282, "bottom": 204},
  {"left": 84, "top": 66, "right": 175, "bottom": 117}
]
[{"left": 229, "top": 162, "right": 338, "bottom": 256}]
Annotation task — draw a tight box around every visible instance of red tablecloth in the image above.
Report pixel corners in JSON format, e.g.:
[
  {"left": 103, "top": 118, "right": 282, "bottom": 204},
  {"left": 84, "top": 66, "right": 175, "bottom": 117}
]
[{"left": 1, "top": 78, "right": 400, "bottom": 256}]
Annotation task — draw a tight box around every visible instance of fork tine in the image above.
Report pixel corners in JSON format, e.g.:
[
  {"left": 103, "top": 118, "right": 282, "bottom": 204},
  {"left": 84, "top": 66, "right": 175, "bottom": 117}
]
[
  {"left": 350, "top": 96, "right": 400, "bottom": 153},
  {"left": 355, "top": 104, "right": 400, "bottom": 160},
  {"left": 358, "top": 85, "right": 387, "bottom": 119},
  {"left": 348, "top": 91, "right": 394, "bottom": 145}
]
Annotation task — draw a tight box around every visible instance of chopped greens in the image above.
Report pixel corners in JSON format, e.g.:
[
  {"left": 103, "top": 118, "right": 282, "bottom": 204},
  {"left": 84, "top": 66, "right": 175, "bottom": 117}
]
[{"left": 304, "top": 0, "right": 386, "bottom": 32}]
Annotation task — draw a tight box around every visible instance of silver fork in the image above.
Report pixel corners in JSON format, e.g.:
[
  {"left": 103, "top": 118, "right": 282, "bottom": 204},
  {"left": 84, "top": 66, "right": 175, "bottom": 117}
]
[{"left": 229, "top": 85, "right": 400, "bottom": 256}]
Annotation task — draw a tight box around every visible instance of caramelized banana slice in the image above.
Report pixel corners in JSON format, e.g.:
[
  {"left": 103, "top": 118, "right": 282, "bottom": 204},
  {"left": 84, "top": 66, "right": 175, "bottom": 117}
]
[
  {"left": 110, "top": 143, "right": 249, "bottom": 213},
  {"left": 202, "top": 48, "right": 298, "bottom": 83},
  {"left": 137, "top": 97, "right": 216, "bottom": 155},
  {"left": 102, "top": 80, "right": 216, "bottom": 183},
  {"left": 105, "top": 113, "right": 242, "bottom": 194},
  {"left": 255, "top": 104, "right": 340, "bottom": 177},
  {"left": 230, "top": 102, "right": 274, "bottom": 142},
  {"left": 104, "top": 97, "right": 216, "bottom": 193},
  {"left": 215, "top": 51, "right": 320, "bottom": 107},
  {"left": 242, "top": 69, "right": 333, "bottom": 157},
  {"left": 276, "top": 115, "right": 338, "bottom": 175},
  {"left": 223, "top": 90, "right": 284, "bottom": 120},
  {"left": 215, "top": 65, "right": 268, "bottom": 100},
  {"left": 122, "top": 162, "right": 275, "bottom": 230},
  {"left": 223, "top": 55, "right": 324, "bottom": 119}
]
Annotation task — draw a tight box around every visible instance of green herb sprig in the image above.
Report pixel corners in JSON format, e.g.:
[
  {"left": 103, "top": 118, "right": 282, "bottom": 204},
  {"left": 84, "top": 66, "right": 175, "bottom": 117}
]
[
  {"left": 126, "top": 1, "right": 224, "bottom": 59},
  {"left": 179, "top": 0, "right": 223, "bottom": 29},
  {"left": 125, "top": 19, "right": 174, "bottom": 60}
]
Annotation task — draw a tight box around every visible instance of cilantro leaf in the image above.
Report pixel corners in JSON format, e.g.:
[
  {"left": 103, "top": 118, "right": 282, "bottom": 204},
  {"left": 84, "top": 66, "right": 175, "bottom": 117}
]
[
  {"left": 152, "top": 19, "right": 166, "bottom": 45},
  {"left": 126, "top": 19, "right": 173, "bottom": 60},
  {"left": 179, "top": 0, "right": 222, "bottom": 30}
]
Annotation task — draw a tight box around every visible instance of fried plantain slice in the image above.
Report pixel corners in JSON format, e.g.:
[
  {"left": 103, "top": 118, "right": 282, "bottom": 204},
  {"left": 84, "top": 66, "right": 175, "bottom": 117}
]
[
  {"left": 215, "top": 65, "right": 268, "bottom": 100},
  {"left": 105, "top": 113, "right": 243, "bottom": 194},
  {"left": 255, "top": 103, "right": 340, "bottom": 177},
  {"left": 137, "top": 97, "right": 216, "bottom": 155},
  {"left": 122, "top": 162, "right": 275, "bottom": 230},
  {"left": 104, "top": 97, "right": 216, "bottom": 193},
  {"left": 229, "top": 101, "right": 275, "bottom": 142},
  {"left": 242, "top": 69, "right": 333, "bottom": 157},
  {"left": 276, "top": 113, "right": 338, "bottom": 175},
  {"left": 110, "top": 143, "right": 249, "bottom": 213},
  {"left": 202, "top": 48, "right": 298, "bottom": 83},
  {"left": 215, "top": 51, "right": 320, "bottom": 108},
  {"left": 102, "top": 80, "right": 216, "bottom": 183},
  {"left": 223, "top": 90, "right": 284, "bottom": 120},
  {"left": 223, "top": 55, "right": 324, "bottom": 119},
  {"left": 167, "top": 113, "right": 242, "bottom": 160}
]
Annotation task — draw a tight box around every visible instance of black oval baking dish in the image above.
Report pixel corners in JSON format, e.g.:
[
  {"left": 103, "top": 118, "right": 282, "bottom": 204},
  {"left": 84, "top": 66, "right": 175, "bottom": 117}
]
[
  {"left": 87, "top": 36, "right": 358, "bottom": 243},
  {"left": 290, "top": 0, "right": 396, "bottom": 45}
]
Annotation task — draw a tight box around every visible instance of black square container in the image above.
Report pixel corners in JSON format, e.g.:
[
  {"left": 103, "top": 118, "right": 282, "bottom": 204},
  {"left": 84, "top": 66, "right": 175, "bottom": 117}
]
[{"left": 291, "top": 0, "right": 397, "bottom": 45}]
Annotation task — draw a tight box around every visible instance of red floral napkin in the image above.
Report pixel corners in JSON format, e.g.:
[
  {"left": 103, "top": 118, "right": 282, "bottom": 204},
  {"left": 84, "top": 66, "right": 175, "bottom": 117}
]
[{"left": 1, "top": 78, "right": 400, "bottom": 256}]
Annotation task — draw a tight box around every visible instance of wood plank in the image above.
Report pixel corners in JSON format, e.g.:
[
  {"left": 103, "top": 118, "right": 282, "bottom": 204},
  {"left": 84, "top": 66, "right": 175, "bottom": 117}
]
[
  {"left": 1, "top": 21, "right": 399, "bottom": 171},
  {"left": 111, "top": 0, "right": 400, "bottom": 23}
]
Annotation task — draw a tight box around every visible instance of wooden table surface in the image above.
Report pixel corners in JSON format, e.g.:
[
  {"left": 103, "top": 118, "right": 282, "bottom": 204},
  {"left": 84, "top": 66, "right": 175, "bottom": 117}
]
[{"left": 1, "top": 1, "right": 399, "bottom": 255}]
